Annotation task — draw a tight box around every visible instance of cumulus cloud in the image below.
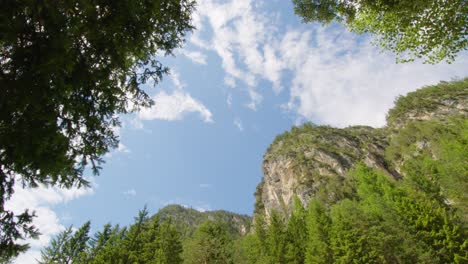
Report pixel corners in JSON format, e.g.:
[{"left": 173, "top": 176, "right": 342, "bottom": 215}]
[
  {"left": 190, "top": 0, "right": 468, "bottom": 127},
  {"left": 5, "top": 181, "right": 95, "bottom": 264},
  {"left": 279, "top": 28, "right": 468, "bottom": 127},
  {"left": 138, "top": 91, "right": 213, "bottom": 123},
  {"left": 191, "top": 0, "right": 277, "bottom": 109}
]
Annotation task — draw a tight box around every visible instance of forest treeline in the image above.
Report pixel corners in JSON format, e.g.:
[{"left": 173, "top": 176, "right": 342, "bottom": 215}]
[{"left": 38, "top": 110, "right": 467, "bottom": 263}]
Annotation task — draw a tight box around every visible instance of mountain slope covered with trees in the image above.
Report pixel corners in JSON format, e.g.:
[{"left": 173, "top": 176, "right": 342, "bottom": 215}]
[{"left": 38, "top": 78, "right": 467, "bottom": 263}]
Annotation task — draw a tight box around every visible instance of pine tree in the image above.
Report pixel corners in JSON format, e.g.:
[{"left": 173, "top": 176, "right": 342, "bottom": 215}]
[
  {"left": 184, "top": 220, "right": 234, "bottom": 264},
  {"left": 90, "top": 225, "right": 127, "bottom": 264},
  {"left": 88, "top": 223, "right": 113, "bottom": 260},
  {"left": 264, "top": 211, "right": 286, "bottom": 264},
  {"left": 157, "top": 219, "right": 183, "bottom": 264},
  {"left": 39, "top": 221, "right": 91, "bottom": 264},
  {"left": 285, "top": 197, "right": 307, "bottom": 264},
  {"left": 122, "top": 207, "right": 151, "bottom": 263},
  {"left": 305, "top": 199, "right": 331, "bottom": 264}
]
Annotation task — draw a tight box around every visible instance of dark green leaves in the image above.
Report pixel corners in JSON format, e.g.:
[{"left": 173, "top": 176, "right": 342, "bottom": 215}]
[{"left": 0, "top": 0, "right": 195, "bottom": 258}]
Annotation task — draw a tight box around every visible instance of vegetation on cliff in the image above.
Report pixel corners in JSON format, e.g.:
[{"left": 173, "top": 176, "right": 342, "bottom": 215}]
[
  {"left": 253, "top": 78, "right": 467, "bottom": 263},
  {"left": 39, "top": 79, "right": 467, "bottom": 263}
]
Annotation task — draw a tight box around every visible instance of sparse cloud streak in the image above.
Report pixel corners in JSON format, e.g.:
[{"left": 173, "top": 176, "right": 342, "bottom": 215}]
[{"left": 138, "top": 91, "right": 213, "bottom": 123}]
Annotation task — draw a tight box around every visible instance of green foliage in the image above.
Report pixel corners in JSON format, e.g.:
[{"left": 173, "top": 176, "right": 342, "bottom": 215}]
[
  {"left": 40, "top": 208, "right": 184, "bottom": 264},
  {"left": 249, "top": 163, "right": 466, "bottom": 263},
  {"left": 158, "top": 220, "right": 184, "bottom": 264},
  {"left": 265, "top": 211, "right": 287, "bottom": 264},
  {"left": 232, "top": 234, "right": 262, "bottom": 264},
  {"left": 37, "top": 78, "right": 468, "bottom": 263},
  {"left": 387, "top": 78, "right": 468, "bottom": 126},
  {"left": 183, "top": 220, "right": 234, "bottom": 264},
  {"left": 0, "top": 0, "right": 195, "bottom": 258},
  {"left": 305, "top": 199, "right": 331, "bottom": 264},
  {"left": 293, "top": 0, "right": 468, "bottom": 63},
  {"left": 39, "top": 222, "right": 91, "bottom": 264},
  {"left": 154, "top": 204, "right": 251, "bottom": 239},
  {"left": 263, "top": 123, "right": 384, "bottom": 210},
  {"left": 285, "top": 198, "right": 307, "bottom": 264},
  {"left": 386, "top": 115, "right": 468, "bottom": 219}
]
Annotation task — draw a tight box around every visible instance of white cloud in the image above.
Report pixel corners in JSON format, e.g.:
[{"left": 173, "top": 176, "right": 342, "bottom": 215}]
[
  {"left": 123, "top": 188, "right": 137, "bottom": 197},
  {"left": 280, "top": 28, "right": 468, "bottom": 127},
  {"left": 169, "top": 70, "right": 186, "bottom": 90},
  {"left": 5, "top": 180, "right": 95, "bottom": 264},
  {"left": 233, "top": 118, "right": 244, "bottom": 131},
  {"left": 138, "top": 90, "right": 213, "bottom": 123},
  {"left": 181, "top": 50, "right": 207, "bottom": 64},
  {"left": 246, "top": 89, "right": 262, "bottom": 111},
  {"left": 191, "top": 0, "right": 468, "bottom": 127},
  {"left": 199, "top": 183, "right": 212, "bottom": 188},
  {"left": 191, "top": 0, "right": 277, "bottom": 110},
  {"left": 224, "top": 76, "right": 236, "bottom": 88}
]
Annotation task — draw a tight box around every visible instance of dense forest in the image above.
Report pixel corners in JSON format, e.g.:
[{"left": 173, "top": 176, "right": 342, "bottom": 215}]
[{"left": 36, "top": 79, "right": 467, "bottom": 263}]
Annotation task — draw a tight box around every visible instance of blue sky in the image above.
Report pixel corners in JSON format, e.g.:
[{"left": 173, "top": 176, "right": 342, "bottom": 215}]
[{"left": 8, "top": 0, "right": 468, "bottom": 262}]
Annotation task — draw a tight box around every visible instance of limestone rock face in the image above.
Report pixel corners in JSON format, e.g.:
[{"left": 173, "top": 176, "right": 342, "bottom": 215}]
[
  {"left": 257, "top": 125, "right": 396, "bottom": 217},
  {"left": 255, "top": 78, "right": 468, "bottom": 218}
]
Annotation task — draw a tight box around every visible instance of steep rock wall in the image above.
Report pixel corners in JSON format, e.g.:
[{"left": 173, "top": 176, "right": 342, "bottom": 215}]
[{"left": 255, "top": 78, "right": 468, "bottom": 218}]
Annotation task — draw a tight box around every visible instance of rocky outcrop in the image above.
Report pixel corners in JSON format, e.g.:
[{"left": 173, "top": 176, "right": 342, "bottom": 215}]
[
  {"left": 257, "top": 125, "right": 396, "bottom": 217},
  {"left": 255, "top": 78, "right": 468, "bottom": 218}
]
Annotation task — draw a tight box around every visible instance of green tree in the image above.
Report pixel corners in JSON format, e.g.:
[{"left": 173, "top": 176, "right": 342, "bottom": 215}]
[
  {"left": 232, "top": 234, "right": 263, "bottom": 264},
  {"left": 350, "top": 164, "right": 433, "bottom": 263},
  {"left": 119, "top": 207, "right": 152, "bottom": 263},
  {"left": 87, "top": 223, "right": 114, "bottom": 260},
  {"left": 305, "top": 199, "right": 331, "bottom": 264},
  {"left": 395, "top": 179, "right": 468, "bottom": 263},
  {"left": 39, "top": 221, "right": 91, "bottom": 264},
  {"left": 292, "top": 0, "right": 468, "bottom": 63},
  {"left": 184, "top": 220, "right": 234, "bottom": 264},
  {"left": 264, "top": 211, "right": 287, "bottom": 264},
  {"left": 91, "top": 225, "right": 129, "bottom": 264},
  {"left": 285, "top": 197, "right": 307, "bottom": 264},
  {"left": 0, "top": 0, "right": 195, "bottom": 258},
  {"left": 157, "top": 219, "right": 183, "bottom": 264}
]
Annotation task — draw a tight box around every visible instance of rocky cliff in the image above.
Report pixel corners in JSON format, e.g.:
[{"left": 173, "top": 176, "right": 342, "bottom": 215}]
[{"left": 255, "top": 78, "right": 468, "bottom": 218}]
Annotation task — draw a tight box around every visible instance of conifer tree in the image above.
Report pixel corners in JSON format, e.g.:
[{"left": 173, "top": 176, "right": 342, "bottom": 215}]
[
  {"left": 264, "top": 211, "right": 286, "bottom": 264},
  {"left": 157, "top": 219, "right": 183, "bottom": 264},
  {"left": 305, "top": 199, "right": 331, "bottom": 264},
  {"left": 285, "top": 197, "right": 307, "bottom": 264},
  {"left": 90, "top": 225, "right": 127, "bottom": 264},
  {"left": 184, "top": 220, "right": 233, "bottom": 264},
  {"left": 39, "top": 221, "right": 91, "bottom": 264}
]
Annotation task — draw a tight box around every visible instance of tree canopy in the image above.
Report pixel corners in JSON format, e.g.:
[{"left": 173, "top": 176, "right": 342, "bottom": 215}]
[
  {"left": 0, "top": 0, "right": 195, "bottom": 259},
  {"left": 292, "top": 0, "right": 468, "bottom": 63},
  {"left": 39, "top": 208, "right": 183, "bottom": 264}
]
